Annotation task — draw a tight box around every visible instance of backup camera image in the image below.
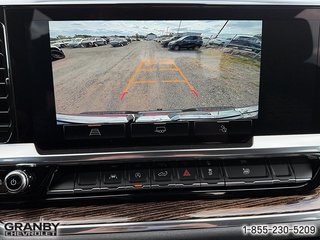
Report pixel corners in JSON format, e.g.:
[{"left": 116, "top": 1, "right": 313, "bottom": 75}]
[{"left": 50, "top": 20, "right": 262, "bottom": 122}]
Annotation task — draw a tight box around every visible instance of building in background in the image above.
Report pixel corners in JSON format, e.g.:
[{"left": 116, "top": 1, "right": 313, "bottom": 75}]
[{"left": 145, "top": 33, "right": 157, "bottom": 40}]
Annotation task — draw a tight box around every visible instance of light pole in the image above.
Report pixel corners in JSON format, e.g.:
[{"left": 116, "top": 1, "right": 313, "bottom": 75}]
[
  {"left": 206, "top": 20, "right": 229, "bottom": 46},
  {"left": 214, "top": 20, "right": 229, "bottom": 39},
  {"left": 177, "top": 20, "right": 182, "bottom": 35}
]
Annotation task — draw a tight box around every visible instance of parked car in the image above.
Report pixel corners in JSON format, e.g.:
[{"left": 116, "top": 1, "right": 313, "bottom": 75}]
[
  {"left": 161, "top": 36, "right": 181, "bottom": 47},
  {"left": 168, "top": 35, "right": 203, "bottom": 51},
  {"left": 88, "top": 37, "right": 107, "bottom": 46},
  {"left": 67, "top": 38, "right": 94, "bottom": 48},
  {"left": 209, "top": 37, "right": 232, "bottom": 46},
  {"left": 115, "top": 36, "right": 130, "bottom": 44},
  {"left": 126, "top": 37, "right": 132, "bottom": 43},
  {"left": 154, "top": 37, "right": 162, "bottom": 42},
  {"left": 154, "top": 36, "right": 166, "bottom": 43},
  {"left": 51, "top": 46, "right": 65, "bottom": 61},
  {"left": 101, "top": 37, "right": 110, "bottom": 44},
  {"left": 51, "top": 40, "right": 68, "bottom": 48},
  {"left": 202, "top": 37, "right": 210, "bottom": 45},
  {"left": 225, "top": 35, "right": 261, "bottom": 52},
  {"left": 110, "top": 38, "right": 128, "bottom": 47}
]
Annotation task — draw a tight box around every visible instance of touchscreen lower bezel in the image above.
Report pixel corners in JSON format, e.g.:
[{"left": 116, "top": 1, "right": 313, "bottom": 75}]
[{"left": 4, "top": 4, "right": 320, "bottom": 149}]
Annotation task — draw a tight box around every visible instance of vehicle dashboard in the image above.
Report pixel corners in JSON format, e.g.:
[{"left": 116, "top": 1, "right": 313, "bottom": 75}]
[{"left": 0, "top": 1, "right": 320, "bottom": 239}]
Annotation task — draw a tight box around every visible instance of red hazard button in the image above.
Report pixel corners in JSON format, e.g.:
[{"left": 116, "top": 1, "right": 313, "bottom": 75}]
[{"left": 177, "top": 167, "right": 197, "bottom": 181}]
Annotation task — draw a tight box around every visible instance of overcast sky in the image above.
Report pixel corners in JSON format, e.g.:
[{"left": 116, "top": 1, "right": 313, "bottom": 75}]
[{"left": 49, "top": 20, "right": 262, "bottom": 38}]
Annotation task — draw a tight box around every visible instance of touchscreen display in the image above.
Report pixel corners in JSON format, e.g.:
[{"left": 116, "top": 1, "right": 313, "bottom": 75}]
[{"left": 49, "top": 20, "right": 262, "bottom": 122}]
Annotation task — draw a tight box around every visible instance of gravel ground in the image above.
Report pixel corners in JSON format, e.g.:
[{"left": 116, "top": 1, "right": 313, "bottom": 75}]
[{"left": 52, "top": 41, "right": 260, "bottom": 114}]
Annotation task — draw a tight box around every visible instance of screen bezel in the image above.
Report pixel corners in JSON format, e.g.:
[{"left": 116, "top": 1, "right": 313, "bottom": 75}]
[{"left": 4, "top": 4, "right": 320, "bottom": 149}]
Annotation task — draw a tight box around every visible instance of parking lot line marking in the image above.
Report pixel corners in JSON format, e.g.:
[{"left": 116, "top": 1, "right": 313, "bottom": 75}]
[
  {"left": 159, "top": 68, "right": 179, "bottom": 71},
  {"left": 135, "top": 80, "right": 185, "bottom": 83},
  {"left": 143, "top": 62, "right": 173, "bottom": 65},
  {"left": 140, "top": 68, "right": 179, "bottom": 72},
  {"left": 142, "top": 62, "right": 159, "bottom": 65},
  {"left": 139, "top": 68, "right": 157, "bottom": 71},
  {"left": 142, "top": 58, "right": 173, "bottom": 61},
  {"left": 120, "top": 57, "right": 199, "bottom": 100}
]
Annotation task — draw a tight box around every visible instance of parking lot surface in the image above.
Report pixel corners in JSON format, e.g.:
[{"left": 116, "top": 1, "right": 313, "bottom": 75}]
[{"left": 52, "top": 41, "right": 260, "bottom": 114}]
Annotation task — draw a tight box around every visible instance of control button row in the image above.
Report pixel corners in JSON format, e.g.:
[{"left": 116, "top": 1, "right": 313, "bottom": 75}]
[
  {"left": 48, "top": 159, "right": 313, "bottom": 194},
  {"left": 63, "top": 120, "right": 252, "bottom": 141}
]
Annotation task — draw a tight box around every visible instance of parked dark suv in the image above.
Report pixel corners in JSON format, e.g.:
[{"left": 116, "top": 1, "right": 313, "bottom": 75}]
[
  {"left": 225, "top": 36, "right": 261, "bottom": 52},
  {"left": 168, "top": 35, "right": 203, "bottom": 50}
]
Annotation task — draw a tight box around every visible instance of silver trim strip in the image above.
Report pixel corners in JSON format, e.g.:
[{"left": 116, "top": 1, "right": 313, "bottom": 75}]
[
  {"left": 0, "top": 134, "right": 319, "bottom": 165},
  {"left": 0, "top": 23, "right": 10, "bottom": 80},
  {"left": 60, "top": 210, "right": 320, "bottom": 227},
  {"left": 2, "top": 0, "right": 320, "bottom": 6},
  {"left": 0, "top": 209, "right": 319, "bottom": 235},
  {"left": 0, "top": 22, "right": 10, "bottom": 80},
  {"left": 3, "top": 210, "right": 316, "bottom": 236}
]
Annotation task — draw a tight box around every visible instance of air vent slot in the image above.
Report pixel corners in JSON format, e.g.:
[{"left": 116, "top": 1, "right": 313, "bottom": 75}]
[{"left": 0, "top": 23, "right": 12, "bottom": 143}]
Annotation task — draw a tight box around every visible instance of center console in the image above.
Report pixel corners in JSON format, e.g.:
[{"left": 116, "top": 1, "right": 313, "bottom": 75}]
[{"left": 0, "top": 2, "right": 319, "bottom": 203}]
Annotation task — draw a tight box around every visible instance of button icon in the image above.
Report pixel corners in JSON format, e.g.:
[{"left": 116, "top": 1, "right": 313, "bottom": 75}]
[
  {"left": 201, "top": 166, "right": 220, "bottom": 180},
  {"left": 154, "top": 126, "right": 166, "bottom": 134},
  {"left": 183, "top": 169, "right": 191, "bottom": 177},
  {"left": 240, "top": 160, "right": 248, "bottom": 165},
  {"left": 157, "top": 171, "right": 168, "bottom": 177},
  {"left": 242, "top": 167, "right": 251, "bottom": 175},
  {"left": 104, "top": 171, "right": 122, "bottom": 184},
  {"left": 89, "top": 128, "right": 101, "bottom": 136},
  {"left": 178, "top": 167, "right": 197, "bottom": 181},
  {"left": 10, "top": 178, "right": 17, "bottom": 186},
  {"left": 219, "top": 124, "right": 228, "bottom": 133},
  {"left": 6, "top": 176, "right": 22, "bottom": 190},
  {"left": 109, "top": 174, "right": 118, "bottom": 180},
  {"left": 129, "top": 170, "right": 148, "bottom": 183},
  {"left": 135, "top": 172, "right": 142, "bottom": 179},
  {"left": 154, "top": 168, "right": 172, "bottom": 182}
]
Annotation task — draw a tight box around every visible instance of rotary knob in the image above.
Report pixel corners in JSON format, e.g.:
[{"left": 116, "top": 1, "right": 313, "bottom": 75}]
[{"left": 4, "top": 170, "right": 29, "bottom": 193}]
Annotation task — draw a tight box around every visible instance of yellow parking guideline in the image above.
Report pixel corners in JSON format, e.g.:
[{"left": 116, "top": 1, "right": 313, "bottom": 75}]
[
  {"left": 140, "top": 68, "right": 179, "bottom": 72},
  {"left": 135, "top": 80, "right": 185, "bottom": 83},
  {"left": 120, "top": 58, "right": 199, "bottom": 100}
]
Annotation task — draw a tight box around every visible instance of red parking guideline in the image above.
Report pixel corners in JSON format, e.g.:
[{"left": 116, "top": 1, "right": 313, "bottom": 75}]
[{"left": 120, "top": 91, "right": 128, "bottom": 101}]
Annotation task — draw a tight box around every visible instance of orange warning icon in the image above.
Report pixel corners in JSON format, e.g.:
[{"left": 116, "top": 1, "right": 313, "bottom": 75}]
[{"left": 182, "top": 169, "right": 191, "bottom": 177}]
